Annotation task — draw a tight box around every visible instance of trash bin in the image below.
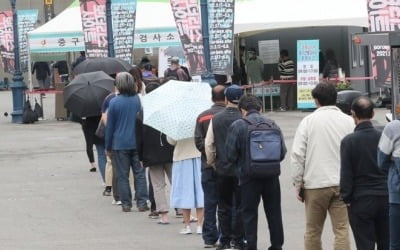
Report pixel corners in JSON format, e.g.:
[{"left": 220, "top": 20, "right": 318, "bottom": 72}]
[{"left": 336, "top": 90, "right": 363, "bottom": 115}]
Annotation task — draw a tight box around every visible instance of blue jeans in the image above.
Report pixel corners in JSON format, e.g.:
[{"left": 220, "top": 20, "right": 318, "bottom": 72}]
[
  {"left": 113, "top": 150, "right": 148, "bottom": 208},
  {"left": 201, "top": 168, "right": 219, "bottom": 245},
  {"left": 390, "top": 203, "right": 400, "bottom": 250},
  {"left": 95, "top": 144, "right": 106, "bottom": 182}
]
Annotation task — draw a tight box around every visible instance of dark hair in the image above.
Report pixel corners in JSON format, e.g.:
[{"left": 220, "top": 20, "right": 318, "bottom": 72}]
[
  {"left": 80, "top": 51, "right": 85, "bottom": 56},
  {"left": 325, "top": 48, "right": 338, "bottom": 67},
  {"left": 280, "top": 49, "right": 289, "bottom": 57},
  {"left": 238, "top": 95, "right": 262, "bottom": 112},
  {"left": 145, "top": 82, "right": 160, "bottom": 94},
  {"left": 214, "top": 74, "right": 227, "bottom": 85},
  {"left": 140, "top": 56, "right": 150, "bottom": 64},
  {"left": 311, "top": 83, "right": 337, "bottom": 106},
  {"left": 351, "top": 96, "right": 374, "bottom": 119},
  {"left": 129, "top": 66, "right": 143, "bottom": 93},
  {"left": 115, "top": 72, "right": 137, "bottom": 96},
  {"left": 144, "top": 63, "right": 152, "bottom": 71},
  {"left": 212, "top": 85, "right": 225, "bottom": 102}
]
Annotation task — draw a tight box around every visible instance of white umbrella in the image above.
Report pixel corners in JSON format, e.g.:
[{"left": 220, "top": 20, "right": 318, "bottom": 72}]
[{"left": 142, "top": 80, "right": 212, "bottom": 141}]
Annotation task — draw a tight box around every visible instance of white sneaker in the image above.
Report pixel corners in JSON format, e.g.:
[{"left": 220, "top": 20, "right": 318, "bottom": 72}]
[
  {"left": 179, "top": 225, "right": 192, "bottom": 235},
  {"left": 112, "top": 200, "right": 122, "bottom": 205},
  {"left": 196, "top": 226, "right": 202, "bottom": 234}
]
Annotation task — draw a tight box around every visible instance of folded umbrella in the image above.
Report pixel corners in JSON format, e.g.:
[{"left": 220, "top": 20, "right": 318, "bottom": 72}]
[
  {"left": 72, "top": 57, "right": 133, "bottom": 75},
  {"left": 64, "top": 71, "right": 114, "bottom": 117},
  {"left": 142, "top": 80, "right": 212, "bottom": 141}
]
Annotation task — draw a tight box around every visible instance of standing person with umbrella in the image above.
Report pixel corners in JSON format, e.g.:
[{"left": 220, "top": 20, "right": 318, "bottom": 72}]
[{"left": 105, "top": 72, "right": 149, "bottom": 212}]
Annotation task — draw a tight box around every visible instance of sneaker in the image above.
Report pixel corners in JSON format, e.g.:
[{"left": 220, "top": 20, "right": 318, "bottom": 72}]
[
  {"left": 112, "top": 200, "right": 122, "bottom": 205},
  {"left": 204, "top": 243, "right": 217, "bottom": 248},
  {"left": 231, "top": 242, "right": 245, "bottom": 250},
  {"left": 103, "top": 186, "right": 112, "bottom": 196},
  {"left": 122, "top": 206, "right": 131, "bottom": 212},
  {"left": 196, "top": 226, "right": 202, "bottom": 235},
  {"left": 138, "top": 206, "right": 150, "bottom": 212},
  {"left": 279, "top": 106, "right": 286, "bottom": 112},
  {"left": 179, "top": 225, "right": 192, "bottom": 235},
  {"left": 148, "top": 211, "right": 159, "bottom": 219},
  {"left": 217, "top": 243, "right": 231, "bottom": 250}
]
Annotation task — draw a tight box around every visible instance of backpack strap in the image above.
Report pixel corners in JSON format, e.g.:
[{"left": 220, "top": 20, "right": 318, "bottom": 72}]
[{"left": 243, "top": 117, "right": 273, "bottom": 128}]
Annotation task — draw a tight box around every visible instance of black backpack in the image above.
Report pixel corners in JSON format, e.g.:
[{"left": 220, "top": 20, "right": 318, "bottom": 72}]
[
  {"left": 243, "top": 117, "right": 283, "bottom": 177},
  {"left": 180, "top": 66, "right": 192, "bottom": 81},
  {"left": 22, "top": 97, "right": 38, "bottom": 124}
]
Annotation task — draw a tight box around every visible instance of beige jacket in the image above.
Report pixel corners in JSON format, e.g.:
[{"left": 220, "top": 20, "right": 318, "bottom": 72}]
[
  {"left": 291, "top": 106, "right": 354, "bottom": 189},
  {"left": 167, "top": 137, "right": 201, "bottom": 162}
]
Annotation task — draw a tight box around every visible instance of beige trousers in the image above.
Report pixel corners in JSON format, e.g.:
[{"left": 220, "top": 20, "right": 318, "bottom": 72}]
[
  {"left": 304, "top": 186, "right": 350, "bottom": 250},
  {"left": 148, "top": 163, "right": 172, "bottom": 213},
  {"left": 105, "top": 156, "right": 133, "bottom": 187}
]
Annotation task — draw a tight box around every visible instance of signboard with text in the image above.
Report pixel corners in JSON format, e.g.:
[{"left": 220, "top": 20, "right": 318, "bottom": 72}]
[
  {"left": 80, "top": 0, "right": 108, "bottom": 58},
  {"left": 297, "top": 40, "right": 319, "bottom": 109},
  {"left": 258, "top": 40, "right": 280, "bottom": 64},
  {"left": 0, "top": 11, "right": 14, "bottom": 74},
  {"left": 170, "top": 0, "right": 206, "bottom": 75},
  {"left": 18, "top": 9, "right": 38, "bottom": 72},
  {"left": 207, "top": 0, "right": 234, "bottom": 74},
  {"left": 134, "top": 28, "right": 180, "bottom": 48},
  {"left": 111, "top": 0, "right": 137, "bottom": 64}
]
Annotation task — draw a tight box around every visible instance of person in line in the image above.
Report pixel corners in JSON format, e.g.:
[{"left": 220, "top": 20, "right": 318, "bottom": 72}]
[
  {"left": 136, "top": 82, "right": 175, "bottom": 224},
  {"left": 239, "top": 46, "right": 248, "bottom": 85},
  {"left": 129, "top": 66, "right": 146, "bottom": 96},
  {"left": 105, "top": 72, "right": 149, "bottom": 212},
  {"left": 225, "top": 95, "right": 286, "bottom": 250},
  {"left": 194, "top": 85, "right": 226, "bottom": 248},
  {"left": 291, "top": 83, "right": 354, "bottom": 250},
  {"left": 245, "top": 48, "right": 264, "bottom": 84},
  {"left": 278, "top": 49, "right": 296, "bottom": 111},
  {"left": 167, "top": 136, "right": 204, "bottom": 235},
  {"left": 205, "top": 85, "right": 245, "bottom": 250},
  {"left": 32, "top": 61, "right": 50, "bottom": 92},
  {"left": 340, "top": 96, "right": 389, "bottom": 250},
  {"left": 378, "top": 113, "right": 400, "bottom": 250},
  {"left": 81, "top": 115, "right": 105, "bottom": 176},
  {"left": 322, "top": 48, "right": 339, "bottom": 79},
  {"left": 164, "top": 57, "right": 189, "bottom": 81},
  {"left": 53, "top": 60, "right": 69, "bottom": 83},
  {"left": 72, "top": 51, "right": 86, "bottom": 70}
]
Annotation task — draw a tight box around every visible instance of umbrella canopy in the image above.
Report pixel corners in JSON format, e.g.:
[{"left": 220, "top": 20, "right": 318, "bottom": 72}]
[
  {"left": 142, "top": 80, "right": 212, "bottom": 141},
  {"left": 64, "top": 71, "right": 115, "bottom": 117},
  {"left": 72, "top": 57, "right": 133, "bottom": 75}
]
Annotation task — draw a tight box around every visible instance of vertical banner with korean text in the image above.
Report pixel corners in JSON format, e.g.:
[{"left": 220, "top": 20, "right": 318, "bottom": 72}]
[
  {"left": 297, "top": 40, "right": 319, "bottom": 109},
  {"left": 0, "top": 11, "right": 14, "bottom": 74},
  {"left": 170, "top": 0, "right": 206, "bottom": 75},
  {"left": 207, "top": 0, "right": 234, "bottom": 74},
  {"left": 80, "top": 0, "right": 108, "bottom": 58},
  {"left": 18, "top": 9, "right": 38, "bottom": 73},
  {"left": 367, "top": 0, "right": 400, "bottom": 87},
  {"left": 111, "top": 0, "right": 137, "bottom": 64}
]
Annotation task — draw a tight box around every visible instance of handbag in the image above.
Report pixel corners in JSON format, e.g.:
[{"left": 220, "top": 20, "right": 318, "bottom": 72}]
[{"left": 95, "top": 120, "right": 106, "bottom": 139}]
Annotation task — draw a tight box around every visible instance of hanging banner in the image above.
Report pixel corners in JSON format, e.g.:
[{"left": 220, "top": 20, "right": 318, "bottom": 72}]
[
  {"left": 297, "top": 40, "right": 319, "bottom": 109},
  {"left": 170, "top": 0, "right": 206, "bottom": 75},
  {"left": 367, "top": 0, "right": 400, "bottom": 87},
  {"left": 0, "top": 11, "right": 14, "bottom": 74},
  {"left": 111, "top": 0, "right": 137, "bottom": 64},
  {"left": 18, "top": 9, "right": 38, "bottom": 73},
  {"left": 207, "top": 0, "right": 234, "bottom": 74},
  {"left": 80, "top": 0, "right": 108, "bottom": 58}
]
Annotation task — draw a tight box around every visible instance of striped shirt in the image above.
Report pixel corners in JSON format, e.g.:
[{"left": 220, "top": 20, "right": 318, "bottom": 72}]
[{"left": 278, "top": 59, "right": 295, "bottom": 79}]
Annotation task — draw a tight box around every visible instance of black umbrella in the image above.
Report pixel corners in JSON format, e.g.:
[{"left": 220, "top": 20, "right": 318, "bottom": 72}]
[
  {"left": 72, "top": 57, "right": 133, "bottom": 75},
  {"left": 64, "top": 71, "right": 114, "bottom": 117}
]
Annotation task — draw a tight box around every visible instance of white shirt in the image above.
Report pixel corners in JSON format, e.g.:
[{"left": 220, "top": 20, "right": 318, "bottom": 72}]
[{"left": 291, "top": 106, "right": 354, "bottom": 189}]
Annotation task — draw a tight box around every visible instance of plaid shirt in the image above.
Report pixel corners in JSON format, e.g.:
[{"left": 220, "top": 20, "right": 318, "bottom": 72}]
[{"left": 225, "top": 111, "right": 287, "bottom": 185}]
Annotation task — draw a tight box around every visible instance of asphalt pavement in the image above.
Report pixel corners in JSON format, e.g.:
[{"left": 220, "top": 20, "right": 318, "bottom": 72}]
[{"left": 0, "top": 90, "right": 389, "bottom": 250}]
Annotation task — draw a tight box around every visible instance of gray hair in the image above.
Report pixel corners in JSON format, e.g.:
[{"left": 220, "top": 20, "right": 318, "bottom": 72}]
[{"left": 115, "top": 72, "right": 137, "bottom": 96}]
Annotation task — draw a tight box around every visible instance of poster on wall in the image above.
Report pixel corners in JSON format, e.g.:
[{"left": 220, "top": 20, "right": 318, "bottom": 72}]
[
  {"left": 0, "top": 11, "right": 14, "bottom": 74},
  {"left": 297, "top": 40, "right": 319, "bottom": 109},
  {"left": 367, "top": 0, "right": 400, "bottom": 86},
  {"left": 170, "top": 0, "right": 206, "bottom": 75},
  {"left": 207, "top": 0, "right": 234, "bottom": 74},
  {"left": 18, "top": 9, "right": 38, "bottom": 73},
  {"left": 258, "top": 40, "right": 280, "bottom": 64},
  {"left": 111, "top": 0, "right": 137, "bottom": 64},
  {"left": 80, "top": 0, "right": 108, "bottom": 58}
]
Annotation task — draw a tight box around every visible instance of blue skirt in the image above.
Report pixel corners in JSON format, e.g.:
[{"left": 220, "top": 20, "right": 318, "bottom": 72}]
[{"left": 170, "top": 157, "right": 204, "bottom": 209}]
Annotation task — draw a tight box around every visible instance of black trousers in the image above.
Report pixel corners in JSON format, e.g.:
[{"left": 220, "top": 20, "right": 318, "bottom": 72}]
[
  {"left": 241, "top": 176, "right": 283, "bottom": 250},
  {"left": 217, "top": 175, "right": 244, "bottom": 245},
  {"left": 348, "top": 195, "right": 389, "bottom": 250}
]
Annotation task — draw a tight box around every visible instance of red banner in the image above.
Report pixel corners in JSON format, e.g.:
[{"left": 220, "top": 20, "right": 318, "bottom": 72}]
[
  {"left": 170, "top": 0, "right": 206, "bottom": 75},
  {"left": 80, "top": 0, "right": 108, "bottom": 58},
  {"left": 0, "top": 11, "right": 14, "bottom": 74},
  {"left": 367, "top": 0, "right": 400, "bottom": 86}
]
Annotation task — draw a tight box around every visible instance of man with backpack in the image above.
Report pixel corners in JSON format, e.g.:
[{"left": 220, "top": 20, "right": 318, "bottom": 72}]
[
  {"left": 164, "top": 57, "right": 190, "bottom": 81},
  {"left": 225, "top": 95, "right": 287, "bottom": 250},
  {"left": 205, "top": 85, "right": 245, "bottom": 250}
]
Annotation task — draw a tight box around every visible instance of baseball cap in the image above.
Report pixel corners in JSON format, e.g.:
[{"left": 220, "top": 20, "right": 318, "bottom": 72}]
[{"left": 225, "top": 84, "right": 243, "bottom": 104}]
